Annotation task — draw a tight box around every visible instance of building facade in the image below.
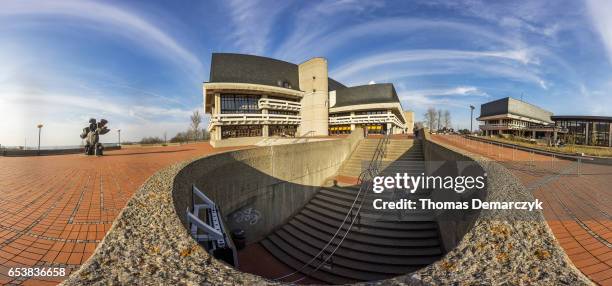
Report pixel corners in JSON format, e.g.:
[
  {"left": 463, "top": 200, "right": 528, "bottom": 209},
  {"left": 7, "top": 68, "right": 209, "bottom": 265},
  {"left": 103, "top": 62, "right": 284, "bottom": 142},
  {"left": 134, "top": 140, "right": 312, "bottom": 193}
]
[
  {"left": 552, "top": 116, "right": 612, "bottom": 147},
  {"left": 477, "top": 97, "right": 564, "bottom": 142},
  {"left": 204, "top": 53, "right": 411, "bottom": 146}
]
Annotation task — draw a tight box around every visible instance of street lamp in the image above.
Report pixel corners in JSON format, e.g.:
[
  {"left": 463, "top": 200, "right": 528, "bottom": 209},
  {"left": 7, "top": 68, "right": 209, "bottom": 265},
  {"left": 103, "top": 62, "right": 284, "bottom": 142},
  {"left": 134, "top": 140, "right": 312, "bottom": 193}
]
[
  {"left": 117, "top": 129, "right": 121, "bottom": 146},
  {"left": 37, "top": 124, "right": 43, "bottom": 155},
  {"left": 469, "top": 105, "right": 475, "bottom": 133}
]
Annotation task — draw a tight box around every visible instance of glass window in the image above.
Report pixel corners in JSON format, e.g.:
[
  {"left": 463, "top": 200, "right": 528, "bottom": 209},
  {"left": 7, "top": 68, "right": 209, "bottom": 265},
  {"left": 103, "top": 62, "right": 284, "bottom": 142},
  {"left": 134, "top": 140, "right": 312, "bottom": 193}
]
[
  {"left": 269, "top": 125, "right": 297, "bottom": 137},
  {"left": 221, "top": 125, "right": 262, "bottom": 138},
  {"left": 220, "top": 94, "right": 261, "bottom": 114},
  {"left": 355, "top": 110, "right": 386, "bottom": 115}
]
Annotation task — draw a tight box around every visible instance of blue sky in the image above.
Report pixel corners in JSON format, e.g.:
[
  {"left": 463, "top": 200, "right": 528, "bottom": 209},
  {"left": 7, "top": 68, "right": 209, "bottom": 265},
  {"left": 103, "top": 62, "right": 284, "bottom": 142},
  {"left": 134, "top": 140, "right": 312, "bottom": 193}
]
[{"left": 1, "top": 0, "right": 612, "bottom": 146}]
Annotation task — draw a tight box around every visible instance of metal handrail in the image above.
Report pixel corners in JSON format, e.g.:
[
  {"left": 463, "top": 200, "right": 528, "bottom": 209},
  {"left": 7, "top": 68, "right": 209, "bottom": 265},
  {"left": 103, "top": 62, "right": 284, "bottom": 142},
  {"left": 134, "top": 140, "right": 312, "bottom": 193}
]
[{"left": 276, "top": 129, "right": 391, "bottom": 282}]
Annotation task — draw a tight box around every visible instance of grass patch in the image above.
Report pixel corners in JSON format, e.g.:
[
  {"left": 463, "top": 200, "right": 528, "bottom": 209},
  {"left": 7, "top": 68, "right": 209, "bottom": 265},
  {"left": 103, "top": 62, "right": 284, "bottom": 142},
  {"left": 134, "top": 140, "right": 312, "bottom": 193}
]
[{"left": 476, "top": 136, "right": 612, "bottom": 157}]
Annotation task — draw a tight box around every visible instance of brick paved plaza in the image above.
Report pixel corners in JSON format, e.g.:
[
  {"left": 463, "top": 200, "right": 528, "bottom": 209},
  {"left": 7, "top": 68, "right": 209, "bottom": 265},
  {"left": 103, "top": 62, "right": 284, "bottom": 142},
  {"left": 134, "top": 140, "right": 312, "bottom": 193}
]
[
  {"left": 0, "top": 143, "right": 238, "bottom": 285},
  {"left": 433, "top": 135, "right": 612, "bottom": 285}
]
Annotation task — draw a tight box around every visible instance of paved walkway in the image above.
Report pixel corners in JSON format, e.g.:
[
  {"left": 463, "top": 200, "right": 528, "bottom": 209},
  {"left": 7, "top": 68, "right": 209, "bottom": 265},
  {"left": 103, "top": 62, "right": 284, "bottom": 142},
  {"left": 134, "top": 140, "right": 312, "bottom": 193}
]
[
  {"left": 0, "top": 143, "right": 240, "bottom": 285},
  {"left": 432, "top": 135, "right": 612, "bottom": 285}
]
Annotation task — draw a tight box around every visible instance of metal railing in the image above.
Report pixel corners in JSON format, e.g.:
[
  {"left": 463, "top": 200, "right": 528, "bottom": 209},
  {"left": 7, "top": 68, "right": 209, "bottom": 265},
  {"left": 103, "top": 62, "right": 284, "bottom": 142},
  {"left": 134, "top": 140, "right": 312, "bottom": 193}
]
[
  {"left": 186, "top": 185, "right": 238, "bottom": 267},
  {"left": 276, "top": 130, "right": 391, "bottom": 283}
]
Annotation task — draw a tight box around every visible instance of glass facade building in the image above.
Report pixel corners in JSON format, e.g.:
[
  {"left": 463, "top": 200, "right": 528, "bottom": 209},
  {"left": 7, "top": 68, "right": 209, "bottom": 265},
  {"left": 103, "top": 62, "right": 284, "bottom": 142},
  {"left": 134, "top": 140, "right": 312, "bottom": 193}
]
[{"left": 552, "top": 116, "right": 612, "bottom": 147}]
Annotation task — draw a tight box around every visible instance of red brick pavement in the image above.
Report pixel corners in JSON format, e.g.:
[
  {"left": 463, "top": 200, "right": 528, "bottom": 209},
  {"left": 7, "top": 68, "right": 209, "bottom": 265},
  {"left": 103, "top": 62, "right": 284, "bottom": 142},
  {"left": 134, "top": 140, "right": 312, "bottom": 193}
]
[
  {"left": 0, "top": 143, "right": 241, "bottom": 285},
  {"left": 433, "top": 135, "right": 612, "bottom": 285}
]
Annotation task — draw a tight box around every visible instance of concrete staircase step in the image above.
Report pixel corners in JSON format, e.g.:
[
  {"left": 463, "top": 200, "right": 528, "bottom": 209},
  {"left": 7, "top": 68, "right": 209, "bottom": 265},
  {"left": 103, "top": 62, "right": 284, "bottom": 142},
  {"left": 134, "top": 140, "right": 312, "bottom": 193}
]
[
  {"left": 274, "top": 228, "right": 439, "bottom": 266},
  {"left": 282, "top": 223, "right": 443, "bottom": 256},
  {"left": 260, "top": 239, "right": 356, "bottom": 284},
  {"left": 268, "top": 233, "right": 429, "bottom": 275}
]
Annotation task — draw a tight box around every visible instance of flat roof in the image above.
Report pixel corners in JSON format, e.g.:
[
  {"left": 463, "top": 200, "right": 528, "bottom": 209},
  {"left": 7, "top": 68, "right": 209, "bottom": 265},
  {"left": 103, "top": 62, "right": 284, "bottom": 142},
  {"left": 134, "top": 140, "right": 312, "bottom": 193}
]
[
  {"left": 480, "top": 97, "right": 553, "bottom": 123},
  {"left": 334, "top": 83, "right": 400, "bottom": 108},
  {"left": 551, "top": 115, "right": 612, "bottom": 121}
]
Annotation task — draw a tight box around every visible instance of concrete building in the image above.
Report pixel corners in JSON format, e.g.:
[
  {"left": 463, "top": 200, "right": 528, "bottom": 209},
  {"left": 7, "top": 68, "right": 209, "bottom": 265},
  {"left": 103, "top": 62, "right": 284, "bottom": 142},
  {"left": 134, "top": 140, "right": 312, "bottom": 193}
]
[
  {"left": 203, "top": 53, "right": 410, "bottom": 146},
  {"left": 552, "top": 115, "right": 612, "bottom": 147},
  {"left": 477, "top": 97, "right": 564, "bottom": 142}
]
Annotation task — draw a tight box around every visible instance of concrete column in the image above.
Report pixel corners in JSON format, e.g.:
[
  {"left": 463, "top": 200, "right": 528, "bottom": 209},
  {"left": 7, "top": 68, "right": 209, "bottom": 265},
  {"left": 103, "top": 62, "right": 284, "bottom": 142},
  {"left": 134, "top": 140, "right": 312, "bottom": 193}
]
[
  {"left": 592, "top": 122, "right": 597, "bottom": 146},
  {"left": 214, "top": 126, "right": 221, "bottom": 140},
  {"left": 585, "top": 122, "right": 589, "bottom": 145},
  {"left": 298, "top": 58, "right": 329, "bottom": 136},
  {"left": 261, "top": 98, "right": 268, "bottom": 137},
  {"left": 386, "top": 123, "right": 392, "bottom": 134},
  {"left": 214, "top": 93, "right": 221, "bottom": 114},
  {"left": 609, "top": 123, "right": 611, "bottom": 147},
  {"left": 532, "top": 130, "right": 536, "bottom": 139}
]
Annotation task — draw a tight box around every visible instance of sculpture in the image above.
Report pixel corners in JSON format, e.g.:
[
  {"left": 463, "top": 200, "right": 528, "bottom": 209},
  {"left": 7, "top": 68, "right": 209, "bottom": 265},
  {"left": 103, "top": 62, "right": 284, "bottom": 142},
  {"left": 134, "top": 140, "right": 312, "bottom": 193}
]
[{"left": 79, "top": 118, "right": 110, "bottom": 156}]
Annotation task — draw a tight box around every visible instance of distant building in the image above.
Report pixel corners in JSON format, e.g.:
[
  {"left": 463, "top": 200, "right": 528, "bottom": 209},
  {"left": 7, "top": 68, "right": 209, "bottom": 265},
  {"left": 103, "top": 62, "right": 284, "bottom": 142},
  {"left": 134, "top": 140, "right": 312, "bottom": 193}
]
[
  {"left": 478, "top": 97, "right": 612, "bottom": 147},
  {"left": 477, "top": 97, "right": 565, "bottom": 143},
  {"left": 203, "top": 53, "right": 410, "bottom": 147},
  {"left": 552, "top": 116, "right": 612, "bottom": 147}
]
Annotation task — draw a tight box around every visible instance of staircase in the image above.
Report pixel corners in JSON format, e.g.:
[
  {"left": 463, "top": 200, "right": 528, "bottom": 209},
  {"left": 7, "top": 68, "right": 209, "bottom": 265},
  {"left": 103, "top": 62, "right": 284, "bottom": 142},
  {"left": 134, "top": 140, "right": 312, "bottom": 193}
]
[
  {"left": 260, "top": 139, "right": 443, "bottom": 284},
  {"left": 338, "top": 139, "right": 417, "bottom": 178}
]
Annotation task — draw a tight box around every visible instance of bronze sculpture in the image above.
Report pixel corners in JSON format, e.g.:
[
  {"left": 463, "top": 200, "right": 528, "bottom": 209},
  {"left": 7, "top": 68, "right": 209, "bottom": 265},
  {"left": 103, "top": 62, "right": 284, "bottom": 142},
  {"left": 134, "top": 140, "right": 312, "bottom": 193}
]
[{"left": 80, "top": 118, "right": 110, "bottom": 156}]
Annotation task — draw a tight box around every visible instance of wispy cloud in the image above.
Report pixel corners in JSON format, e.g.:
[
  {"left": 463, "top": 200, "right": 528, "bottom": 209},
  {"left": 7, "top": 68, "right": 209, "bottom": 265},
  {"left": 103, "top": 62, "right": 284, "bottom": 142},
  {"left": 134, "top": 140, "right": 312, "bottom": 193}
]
[
  {"left": 586, "top": 0, "right": 612, "bottom": 64},
  {"left": 331, "top": 49, "right": 541, "bottom": 87},
  {"left": 273, "top": 1, "right": 384, "bottom": 61},
  {"left": 224, "top": 0, "right": 291, "bottom": 55},
  {"left": 0, "top": 0, "right": 203, "bottom": 75},
  {"left": 276, "top": 17, "right": 525, "bottom": 62},
  {"left": 402, "top": 86, "right": 489, "bottom": 98},
  {"left": 0, "top": 86, "right": 198, "bottom": 146}
]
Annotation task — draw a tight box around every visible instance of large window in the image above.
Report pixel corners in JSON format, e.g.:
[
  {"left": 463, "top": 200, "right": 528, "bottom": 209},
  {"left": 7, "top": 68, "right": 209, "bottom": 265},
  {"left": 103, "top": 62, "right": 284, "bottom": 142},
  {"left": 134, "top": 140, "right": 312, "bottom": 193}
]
[
  {"left": 355, "top": 110, "right": 387, "bottom": 115},
  {"left": 329, "top": 125, "right": 351, "bottom": 135},
  {"left": 268, "top": 96, "right": 299, "bottom": 102},
  {"left": 269, "top": 125, "right": 297, "bottom": 137},
  {"left": 220, "top": 94, "right": 260, "bottom": 114},
  {"left": 556, "top": 119, "right": 611, "bottom": 146},
  {"left": 330, "top": 112, "right": 350, "bottom": 118},
  {"left": 221, "top": 125, "right": 262, "bottom": 138}
]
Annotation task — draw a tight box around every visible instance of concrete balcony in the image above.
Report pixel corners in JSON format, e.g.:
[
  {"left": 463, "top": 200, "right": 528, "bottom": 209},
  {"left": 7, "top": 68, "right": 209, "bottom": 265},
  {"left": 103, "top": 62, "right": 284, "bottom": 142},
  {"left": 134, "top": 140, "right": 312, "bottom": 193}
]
[
  {"left": 258, "top": 98, "right": 301, "bottom": 111},
  {"left": 329, "top": 114, "right": 405, "bottom": 128},
  {"left": 208, "top": 113, "right": 301, "bottom": 131},
  {"left": 479, "top": 123, "right": 526, "bottom": 130}
]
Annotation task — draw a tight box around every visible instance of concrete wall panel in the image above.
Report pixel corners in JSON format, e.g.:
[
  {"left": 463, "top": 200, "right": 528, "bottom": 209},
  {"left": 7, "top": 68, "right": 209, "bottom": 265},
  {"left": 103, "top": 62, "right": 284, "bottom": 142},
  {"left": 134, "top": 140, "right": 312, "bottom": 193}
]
[{"left": 173, "top": 128, "right": 363, "bottom": 243}]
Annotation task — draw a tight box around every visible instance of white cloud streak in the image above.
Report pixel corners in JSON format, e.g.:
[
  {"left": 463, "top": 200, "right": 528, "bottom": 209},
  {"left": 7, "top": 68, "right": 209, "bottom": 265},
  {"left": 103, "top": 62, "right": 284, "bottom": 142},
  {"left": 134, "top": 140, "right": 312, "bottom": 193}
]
[
  {"left": 224, "top": 0, "right": 291, "bottom": 55},
  {"left": 332, "top": 49, "right": 539, "bottom": 82},
  {"left": 402, "top": 86, "right": 489, "bottom": 98},
  {"left": 0, "top": 0, "right": 203, "bottom": 75},
  {"left": 586, "top": 0, "right": 612, "bottom": 65},
  {"left": 276, "top": 18, "right": 525, "bottom": 62}
]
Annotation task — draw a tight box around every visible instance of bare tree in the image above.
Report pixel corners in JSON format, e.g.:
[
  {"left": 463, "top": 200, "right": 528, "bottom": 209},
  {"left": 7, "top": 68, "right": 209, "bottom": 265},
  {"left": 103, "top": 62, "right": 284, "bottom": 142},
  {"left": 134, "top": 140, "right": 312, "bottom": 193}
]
[
  {"left": 190, "top": 110, "right": 202, "bottom": 141},
  {"left": 424, "top": 107, "right": 437, "bottom": 131},
  {"left": 437, "top": 110, "right": 443, "bottom": 130},
  {"left": 443, "top": 110, "right": 451, "bottom": 129}
]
